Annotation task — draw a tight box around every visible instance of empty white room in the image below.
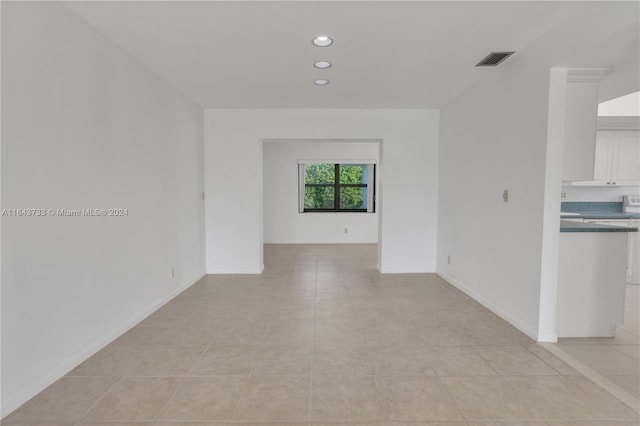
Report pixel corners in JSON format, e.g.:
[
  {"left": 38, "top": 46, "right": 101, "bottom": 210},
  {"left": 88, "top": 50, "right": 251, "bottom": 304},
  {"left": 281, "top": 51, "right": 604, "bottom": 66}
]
[{"left": 2, "top": 1, "right": 639, "bottom": 424}]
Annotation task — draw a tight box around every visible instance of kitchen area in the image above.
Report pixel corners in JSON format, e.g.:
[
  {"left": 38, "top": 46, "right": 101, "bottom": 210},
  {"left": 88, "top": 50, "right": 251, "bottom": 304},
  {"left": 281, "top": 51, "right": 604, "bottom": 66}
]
[
  {"left": 558, "top": 78, "right": 640, "bottom": 339},
  {"left": 542, "top": 61, "right": 640, "bottom": 402},
  {"left": 559, "top": 193, "right": 640, "bottom": 338}
]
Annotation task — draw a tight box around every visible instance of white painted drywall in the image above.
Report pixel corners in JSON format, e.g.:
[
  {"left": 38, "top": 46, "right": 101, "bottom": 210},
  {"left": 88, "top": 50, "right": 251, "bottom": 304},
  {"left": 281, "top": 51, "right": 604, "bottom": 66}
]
[
  {"left": 562, "top": 186, "right": 640, "bottom": 202},
  {"left": 1, "top": 2, "right": 205, "bottom": 416},
  {"left": 263, "top": 140, "right": 379, "bottom": 244},
  {"left": 437, "top": 2, "right": 639, "bottom": 341},
  {"left": 598, "top": 52, "right": 640, "bottom": 104},
  {"left": 204, "top": 109, "right": 439, "bottom": 273}
]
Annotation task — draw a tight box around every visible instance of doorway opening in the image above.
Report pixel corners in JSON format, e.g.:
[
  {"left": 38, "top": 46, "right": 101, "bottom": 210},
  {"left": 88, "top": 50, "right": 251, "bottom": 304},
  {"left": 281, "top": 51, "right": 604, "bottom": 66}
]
[{"left": 260, "top": 138, "right": 382, "bottom": 271}]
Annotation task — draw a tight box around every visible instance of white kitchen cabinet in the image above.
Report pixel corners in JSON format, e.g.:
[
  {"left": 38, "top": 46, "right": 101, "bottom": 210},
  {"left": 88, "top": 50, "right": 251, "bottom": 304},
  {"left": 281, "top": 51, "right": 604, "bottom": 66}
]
[
  {"left": 615, "top": 131, "right": 640, "bottom": 185},
  {"left": 593, "top": 130, "right": 640, "bottom": 186}
]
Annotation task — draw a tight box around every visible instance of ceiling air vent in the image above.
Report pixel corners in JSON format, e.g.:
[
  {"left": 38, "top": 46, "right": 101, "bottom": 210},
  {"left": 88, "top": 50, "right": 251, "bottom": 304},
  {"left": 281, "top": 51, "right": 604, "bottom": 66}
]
[{"left": 475, "top": 51, "right": 515, "bottom": 67}]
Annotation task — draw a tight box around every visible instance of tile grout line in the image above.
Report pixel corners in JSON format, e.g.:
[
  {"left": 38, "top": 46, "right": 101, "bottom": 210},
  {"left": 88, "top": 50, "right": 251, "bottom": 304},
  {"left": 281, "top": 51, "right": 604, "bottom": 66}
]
[
  {"left": 610, "top": 343, "right": 640, "bottom": 363},
  {"left": 372, "top": 374, "right": 391, "bottom": 424},
  {"left": 230, "top": 289, "right": 278, "bottom": 420},
  {"left": 468, "top": 345, "right": 500, "bottom": 376},
  {"left": 344, "top": 262, "right": 391, "bottom": 424},
  {"left": 540, "top": 342, "right": 640, "bottom": 415},
  {"left": 432, "top": 373, "right": 470, "bottom": 423},
  {"left": 151, "top": 315, "right": 227, "bottom": 423},
  {"left": 345, "top": 266, "right": 377, "bottom": 374},
  {"left": 72, "top": 376, "right": 125, "bottom": 425},
  {"left": 524, "top": 344, "right": 571, "bottom": 376},
  {"left": 308, "top": 257, "right": 318, "bottom": 424}
]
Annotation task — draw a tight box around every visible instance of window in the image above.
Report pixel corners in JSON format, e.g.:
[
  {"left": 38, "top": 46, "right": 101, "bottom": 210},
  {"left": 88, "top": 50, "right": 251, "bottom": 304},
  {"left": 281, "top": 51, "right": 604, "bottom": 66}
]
[{"left": 298, "top": 163, "right": 375, "bottom": 213}]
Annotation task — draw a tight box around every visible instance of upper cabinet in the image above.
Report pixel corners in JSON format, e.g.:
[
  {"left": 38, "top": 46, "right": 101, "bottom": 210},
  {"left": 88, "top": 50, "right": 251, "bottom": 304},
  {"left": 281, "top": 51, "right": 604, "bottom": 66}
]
[
  {"left": 561, "top": 68, "right": 640, "bottom": 186},
  {"left": 593, "top": 129, "right": 640, "bottom": 186},
  {"left": 561, "top": 69, "right": 611, "bottom": 182}
]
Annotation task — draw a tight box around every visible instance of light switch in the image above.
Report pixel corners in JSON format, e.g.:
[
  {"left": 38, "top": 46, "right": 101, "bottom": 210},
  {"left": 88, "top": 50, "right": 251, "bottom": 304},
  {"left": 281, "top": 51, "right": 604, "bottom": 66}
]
[{"left": 503, "top": 189, "right": 509, "bottom": 202}]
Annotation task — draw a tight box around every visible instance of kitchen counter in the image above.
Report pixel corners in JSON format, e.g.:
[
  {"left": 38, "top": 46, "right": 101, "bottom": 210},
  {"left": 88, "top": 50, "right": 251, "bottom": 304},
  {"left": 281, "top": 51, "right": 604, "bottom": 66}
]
[
  {"left": 560, "top": 219, "right": 638, "bottom": 233},
  {"left": 560, "top": 212, "right": 640, "bottom": 220}
]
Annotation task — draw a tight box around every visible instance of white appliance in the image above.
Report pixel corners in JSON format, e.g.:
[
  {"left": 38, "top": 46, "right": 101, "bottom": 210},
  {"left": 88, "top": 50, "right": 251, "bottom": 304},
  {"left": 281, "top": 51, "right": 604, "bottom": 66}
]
[{"left": 623, "top": 194, "right": 640, "bottom": 213}]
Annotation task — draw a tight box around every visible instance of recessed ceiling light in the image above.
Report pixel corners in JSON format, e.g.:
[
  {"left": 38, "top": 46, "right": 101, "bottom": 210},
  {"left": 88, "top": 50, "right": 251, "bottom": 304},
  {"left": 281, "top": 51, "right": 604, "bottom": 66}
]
[
  {"left": 313, "top": 36, "right": 333, "bottom": 47},
  {"left": 314, "top": 61, "right": 332, "bottom": 69},
  {"left": 314, "top": 79, "right": 330, "bottom": 86}
]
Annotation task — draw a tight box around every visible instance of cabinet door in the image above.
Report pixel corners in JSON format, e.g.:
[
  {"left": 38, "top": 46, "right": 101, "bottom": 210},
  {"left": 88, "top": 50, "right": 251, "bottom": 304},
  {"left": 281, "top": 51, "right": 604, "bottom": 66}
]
[
  {"left": 593, "top": 131, "right": 614, "bottom": 183},
  {"left": 612, "top": 130, "right": 640, "bottom": 185}
]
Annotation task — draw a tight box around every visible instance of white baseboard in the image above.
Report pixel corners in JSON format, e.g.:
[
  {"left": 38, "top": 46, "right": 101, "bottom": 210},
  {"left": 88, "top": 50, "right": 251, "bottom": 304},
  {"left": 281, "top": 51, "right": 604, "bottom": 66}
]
[
  {"left": 1, "top": 272, "right": 205, "bottom": 419},
  {"left": 207, "top": 267, "right": 263, "bottom": 274},
  {"left": 437, "top": 271, "right": 540, "bottom": 342}
]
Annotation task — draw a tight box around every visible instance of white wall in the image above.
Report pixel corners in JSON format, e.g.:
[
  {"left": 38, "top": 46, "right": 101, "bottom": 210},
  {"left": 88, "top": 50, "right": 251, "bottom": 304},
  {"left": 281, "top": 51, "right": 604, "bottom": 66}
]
[
  {"left": 205, "top": 109, "right": 439, "bottom": 273},
  {"left": 263, "top": 140, "right": 379, "bottom": 244},
  {"left": 437, "top": 2, "right": 639, "bottom": 341},
  {"left": 1, "top": 2, "right": 205, "bottom": 416},
  {"left": 562, "top": 186, "right": 639, "bottom": 202},
  {"left": 598, "top": 49, "right": 640, "bottom": 104}
]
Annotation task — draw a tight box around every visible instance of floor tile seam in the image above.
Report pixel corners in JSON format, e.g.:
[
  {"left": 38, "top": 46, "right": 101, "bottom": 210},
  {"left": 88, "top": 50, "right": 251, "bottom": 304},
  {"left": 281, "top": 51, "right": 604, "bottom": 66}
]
[
  {"left": 151, "top": 325, "right": 226, "bottom": 422},
  {"left": 342, "top": 271, "right": 371, "bottom": 351},
  {"left": 610, "top": 345, "right": 640, "bottom": 364},
  {"left": 523, "top": 344, "right": 575, "bottom": 376},
  {"left": 539, "top": 342, "right": 640, "bottom": 415},
  {"left": 423, "top": 373, "right": 469, "bottom": 423},
  {"left": 606, "top": 373, "right": 640, "bottom": 377},
  {"left": 73, "top": 376, "right": 125, "bottom": 424},
  {"left": 553, "top": 353, "right": 639, "bottom": 374},
  {"left": 230, "top": 373, "right": 255, "bottom": 420},
  {"left": 372, "top": 375, "right": 391, "bottom": 423},
  {"left": 461, "top": 414, "right": 635, "bottom": 423},
  {"left": 542, "top": 415, "right": 640, "bottom": 422},
  {"left": 149, "top": 376, "right": 188, "bottom": 423},
  {"left": 123, "top": 344, "right": 166, "bottom": 379},
  {"left": 257, "top": 294, "right": 278, "bottom": 347},
  {"left": 310, "top": 257, "right": 318, "bottom": 423},
  {"left": 74, "top": 372, "right": 219, "bottom": 379},
  {"left": 179, "top": 321, "right": 231, "bottom": 381},
  {"left": 466, "top": 345, "right": 500, "bottom": 376},
  {"left": 478, "top": 344, "right": 564, "bottom": 376}
]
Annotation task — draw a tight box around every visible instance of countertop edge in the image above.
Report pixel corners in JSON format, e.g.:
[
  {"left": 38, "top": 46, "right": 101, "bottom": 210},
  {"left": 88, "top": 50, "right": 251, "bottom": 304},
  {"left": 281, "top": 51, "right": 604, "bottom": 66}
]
[{"left": 560, "top": 220, "right": 639, "bottom": 233}]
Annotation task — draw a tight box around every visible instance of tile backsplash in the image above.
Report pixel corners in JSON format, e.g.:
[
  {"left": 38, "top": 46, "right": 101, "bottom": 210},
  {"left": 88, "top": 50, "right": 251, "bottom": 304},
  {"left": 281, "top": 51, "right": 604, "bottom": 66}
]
[{"left": 561, "top": 201, "right": 622, "bottom": 213}]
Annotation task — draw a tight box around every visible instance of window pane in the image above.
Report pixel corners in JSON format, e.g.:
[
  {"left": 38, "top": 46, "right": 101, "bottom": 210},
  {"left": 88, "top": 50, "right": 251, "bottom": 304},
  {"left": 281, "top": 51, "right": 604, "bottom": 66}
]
[
  {"left": 305, "top": 163, "right": 335, "bottom": 184},
  {"left": 340, "top": 187, "right": 367, "bottom": 210},
  {"left": 339, "top": 164, "right": 366, "bottom": 184},
  {"left": 305, "top": 186, "right": 335, "bottom": 209}
]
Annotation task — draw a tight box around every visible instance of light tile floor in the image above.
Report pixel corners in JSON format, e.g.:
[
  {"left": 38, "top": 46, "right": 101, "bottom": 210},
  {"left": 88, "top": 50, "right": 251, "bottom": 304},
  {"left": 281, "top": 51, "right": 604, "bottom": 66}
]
[
  {"left": 555, "top": 328, "right": 640, "bottom": 399},
  {"left": 3, "top": 244, "right": 639, "bottom": 425}
]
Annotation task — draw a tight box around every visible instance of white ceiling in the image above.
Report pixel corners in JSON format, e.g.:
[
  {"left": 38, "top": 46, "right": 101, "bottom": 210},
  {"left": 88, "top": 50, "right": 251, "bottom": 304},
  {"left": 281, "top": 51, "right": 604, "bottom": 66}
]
[
  {"left": 63, "top": 1, "right": 581, "bottom": 108},
  {"left": 598, "top": 91, "right": 640, "bottom": 116}
]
